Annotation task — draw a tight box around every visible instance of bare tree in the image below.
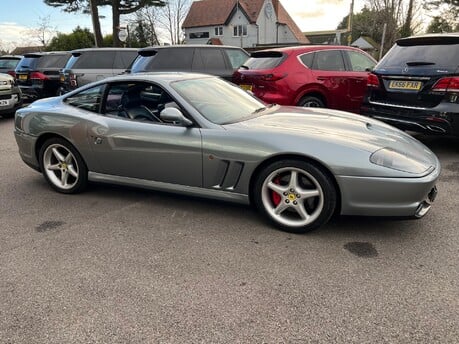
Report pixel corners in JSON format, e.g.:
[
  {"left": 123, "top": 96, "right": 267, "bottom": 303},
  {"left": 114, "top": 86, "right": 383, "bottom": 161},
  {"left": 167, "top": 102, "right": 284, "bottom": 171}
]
[
  {"left": 364, "top": 0, "right": 421, "bottom": 49},
  {"left": 129, "top": 0, "right": 191, "bottom": 45},
  {"left": 29, "top": 15, "right": 57, "bottom": 48}
]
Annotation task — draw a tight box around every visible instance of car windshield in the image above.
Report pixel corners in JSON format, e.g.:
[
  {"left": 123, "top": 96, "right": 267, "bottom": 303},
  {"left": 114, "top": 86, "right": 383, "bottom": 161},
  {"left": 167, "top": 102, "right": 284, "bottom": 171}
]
[
  {"left": 171, "top": 77, "right": 266, "bottom": 125},
  {"left": 0, "top": 58, "right": 19, "bottom": 69}
]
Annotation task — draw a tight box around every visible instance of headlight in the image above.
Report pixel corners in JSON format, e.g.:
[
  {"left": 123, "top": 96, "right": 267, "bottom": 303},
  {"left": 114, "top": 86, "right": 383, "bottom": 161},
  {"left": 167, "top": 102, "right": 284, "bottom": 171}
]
[{"left": 370, "top": 148, "right": 432, "bottom": 174}]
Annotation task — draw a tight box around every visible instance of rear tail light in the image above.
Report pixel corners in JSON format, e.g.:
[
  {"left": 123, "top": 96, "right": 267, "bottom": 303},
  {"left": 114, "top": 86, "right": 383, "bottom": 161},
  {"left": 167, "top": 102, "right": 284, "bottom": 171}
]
[
  {"left": 7, "top": 71, "right": 16, "bottom": 78},
  {"left": 261, "top": 73, "right": 287, "bottom": 81},
  {"left": 432, "top": 77, "right": 459, "bottom": 92},
  {"left": 70, "top": 73, "right": 78, "bottom": 87},
  {"left": 367, "top": 73, "right": 380, "bottom": 88},
  {"left": 30, "top": 72, "right": 49, "bottom": 81}
]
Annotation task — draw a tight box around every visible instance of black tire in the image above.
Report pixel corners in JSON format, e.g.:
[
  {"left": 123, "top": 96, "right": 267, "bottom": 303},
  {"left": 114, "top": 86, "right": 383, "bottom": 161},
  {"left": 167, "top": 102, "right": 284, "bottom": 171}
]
[
  {"left": 38, "top": 137, "right": 88, "bottom": 194},
  {"left": 298, "top": 95, "right": 325, "bottom": 108},
  {"left": 253, "top": 159, "right": 337, "bottom": 233}
]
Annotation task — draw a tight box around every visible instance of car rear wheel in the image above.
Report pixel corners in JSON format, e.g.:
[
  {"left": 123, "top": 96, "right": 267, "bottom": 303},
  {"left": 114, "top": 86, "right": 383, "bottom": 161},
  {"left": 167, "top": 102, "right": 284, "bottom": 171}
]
[
  {"left": 254, "top": 160, "right": 337, "bottom": 233},
  {"left": 298, "top": 96, "right": 324, "bottom": 108},
  {"left": 39, "top": 138, "right": 88, "bottom": 194}
]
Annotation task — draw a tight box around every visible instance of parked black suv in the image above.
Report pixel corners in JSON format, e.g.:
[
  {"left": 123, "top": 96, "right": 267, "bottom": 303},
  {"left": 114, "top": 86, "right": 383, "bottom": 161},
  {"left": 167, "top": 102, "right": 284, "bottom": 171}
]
[
  {"left": 15, "top": 51, "right": 71, "bottom": 100},
  {"left": 130, "top": 45, "right": 249, "bottom": 80},
  {"left": 60, "top": 48, "right": 138, "bottom": 94},
  {"left": 361, "top": 33, "right": 459, "bottom": 136}
]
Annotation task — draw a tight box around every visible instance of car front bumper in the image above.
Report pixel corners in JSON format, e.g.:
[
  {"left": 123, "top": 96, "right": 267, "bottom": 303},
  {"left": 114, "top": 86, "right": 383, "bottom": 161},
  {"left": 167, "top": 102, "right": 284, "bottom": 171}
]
[{"left": 336, "top": 165, "right": 441, "bottom": 218}]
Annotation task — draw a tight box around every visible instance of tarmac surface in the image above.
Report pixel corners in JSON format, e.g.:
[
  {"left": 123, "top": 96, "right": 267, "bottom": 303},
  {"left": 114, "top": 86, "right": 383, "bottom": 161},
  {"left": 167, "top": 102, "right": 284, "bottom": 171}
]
[{"left": 1, "top": 115, "right": 458, "bottom": 343}]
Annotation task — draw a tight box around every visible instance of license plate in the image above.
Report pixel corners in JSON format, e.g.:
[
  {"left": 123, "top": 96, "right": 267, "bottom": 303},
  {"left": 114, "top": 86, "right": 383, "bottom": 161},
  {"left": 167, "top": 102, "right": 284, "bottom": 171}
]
[
  {"left": 0, "top": 99, "right": 9, "bottom": 106},
  {"left": 60, "top": 75, "right": 65, "bottom": 82},
  {"left": 389, "top": 80, "right": 422, "bottom": 91},
  {"left": 18, "top": 74, "right": 28, "bottom": 81},
  {"left": 240, "top": 84, "right": 253, "bottom": 92}
]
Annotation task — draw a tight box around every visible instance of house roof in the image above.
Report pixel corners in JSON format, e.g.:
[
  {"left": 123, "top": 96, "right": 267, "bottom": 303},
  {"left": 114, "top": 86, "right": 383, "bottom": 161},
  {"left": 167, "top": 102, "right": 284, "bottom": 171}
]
[{"left": 182, "top": 0, "right": 309, "bottom": 43}]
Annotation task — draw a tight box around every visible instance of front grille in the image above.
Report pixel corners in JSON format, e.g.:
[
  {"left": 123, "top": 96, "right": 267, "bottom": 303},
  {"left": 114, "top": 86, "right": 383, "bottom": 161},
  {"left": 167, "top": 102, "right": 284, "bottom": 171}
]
[{"left": 0, "top": 94, "right": 12, "bottom": 100}]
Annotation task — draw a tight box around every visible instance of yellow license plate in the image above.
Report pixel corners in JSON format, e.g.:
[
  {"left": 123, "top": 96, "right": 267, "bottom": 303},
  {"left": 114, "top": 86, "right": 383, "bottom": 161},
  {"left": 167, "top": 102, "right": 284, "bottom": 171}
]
[
  {"left": 60, "top": 75, "right": 65, "bottom": 82},
  {"left": 18, "top": 74, "right": 28, "bottom": 81},
  {"left": 389, "top": 80, "right": 422, "bottom": 90},
  {"left": 240, "top": 84, "right": 252, "bottom": 92}
]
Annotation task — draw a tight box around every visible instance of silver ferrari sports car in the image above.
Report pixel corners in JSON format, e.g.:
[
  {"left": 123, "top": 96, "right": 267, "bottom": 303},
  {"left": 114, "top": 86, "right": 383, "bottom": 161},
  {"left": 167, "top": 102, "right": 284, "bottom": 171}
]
[{"left": 14, "top": 73, "right": 440, "bottom": 233}]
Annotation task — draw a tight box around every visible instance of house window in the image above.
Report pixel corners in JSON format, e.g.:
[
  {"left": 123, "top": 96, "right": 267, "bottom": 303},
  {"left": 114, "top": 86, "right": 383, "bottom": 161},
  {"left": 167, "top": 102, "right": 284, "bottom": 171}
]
[
  {"left": 214, "top": 26, "right": 223, "bottom": 36},
  {"left": 233, "top": 24, "right": 247, "bottom": 37},
  {"left": 189, "top": 32, "right": 210, "bottom": 39}
]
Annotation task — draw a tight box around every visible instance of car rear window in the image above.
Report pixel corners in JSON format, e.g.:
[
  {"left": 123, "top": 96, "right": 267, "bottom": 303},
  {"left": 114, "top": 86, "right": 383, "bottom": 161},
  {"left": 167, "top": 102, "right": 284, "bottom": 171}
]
[
  {"left": 131, "top": 48, "right": 194, "bottom": 72},
  {"left": 66, "top": 51, "right": 116, "bottom": 69},
  {"left": 377, "top": 41, "right": 459, "bottom": 73},
  {"left": 18, "top": 54, "right": 69, "bottom": 70},
  {"left": 243, "top": 51, "right": 285, "bottom": 70},
  {"left": 0, "top": 58, "right": 20, "bottom": 69}
]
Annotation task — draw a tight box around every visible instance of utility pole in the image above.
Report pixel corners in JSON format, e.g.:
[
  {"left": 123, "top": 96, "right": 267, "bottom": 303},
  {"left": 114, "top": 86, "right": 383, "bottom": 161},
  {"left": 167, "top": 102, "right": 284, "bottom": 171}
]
[{"left": 347, "top": 0, "right": 354, "bottom": 46}]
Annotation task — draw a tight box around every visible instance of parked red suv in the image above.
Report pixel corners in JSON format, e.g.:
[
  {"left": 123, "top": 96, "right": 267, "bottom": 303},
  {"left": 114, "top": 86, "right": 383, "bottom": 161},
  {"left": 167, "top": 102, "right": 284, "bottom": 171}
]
[{"left": 233, "top": 45, "right": 376, "bottom": 114}]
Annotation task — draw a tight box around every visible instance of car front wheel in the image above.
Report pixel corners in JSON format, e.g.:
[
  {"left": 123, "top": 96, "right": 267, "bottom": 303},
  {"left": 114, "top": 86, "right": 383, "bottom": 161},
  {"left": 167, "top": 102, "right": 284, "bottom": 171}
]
[
  {"left": 298, "top": 96, "right": 324, "bottom": 108},
  {"left": 39, "top": 138, "right": 88, "bottom": 194},
  {"left": 254, "top": 160, "right": 337, "bottom": 233}
]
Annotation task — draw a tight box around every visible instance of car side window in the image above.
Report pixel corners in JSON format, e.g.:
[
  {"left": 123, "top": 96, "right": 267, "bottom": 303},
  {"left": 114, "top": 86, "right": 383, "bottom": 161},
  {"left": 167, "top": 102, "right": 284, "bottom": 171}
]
[
  {"left": 113, "top": 51, "right": 138, "bottom": 69},
  {"left": 347, "top": 51, "right": 376, "bottom": 72},
  {"left": 64, "top": 85, "right": 104, "bottom": 112},
  {"left": 225, "top": 48, "right": 249, "bottom": 69},
  {"left": 78, "top": 51, "right": 116, "bottom": 69},
  {"left": 200, "top": 48, "right": 226, "bottom": 71},
  {"left": 299, "top": 52, "right": 314, "bottom": 68},
  {"left": 102, "top": 82, "right": 179, "bottom": 124},
  {"left": 313, "top": 50, "right": 345, "bottom": 71}
]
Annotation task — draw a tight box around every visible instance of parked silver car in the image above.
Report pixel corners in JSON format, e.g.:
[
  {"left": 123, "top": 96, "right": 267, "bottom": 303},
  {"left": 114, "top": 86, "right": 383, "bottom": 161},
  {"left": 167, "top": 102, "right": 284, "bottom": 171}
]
[
  {"left": 14, "top": 73, "right": 440, "bottom": 233},
  {"left": 0, "top": 73, "right": 22, "bottom": 118}
]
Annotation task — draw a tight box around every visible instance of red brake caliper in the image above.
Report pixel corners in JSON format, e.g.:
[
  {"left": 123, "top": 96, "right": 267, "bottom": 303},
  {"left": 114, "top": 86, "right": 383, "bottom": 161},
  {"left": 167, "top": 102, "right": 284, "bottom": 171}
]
[{"left": 271, "top": 176, "right": 281, "bottom": 206}]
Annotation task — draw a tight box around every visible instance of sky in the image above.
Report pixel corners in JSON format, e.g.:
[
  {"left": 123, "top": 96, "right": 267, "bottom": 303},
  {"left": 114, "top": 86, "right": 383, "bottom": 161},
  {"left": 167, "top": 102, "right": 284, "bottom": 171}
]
[{"left": 0, "top": 0, "right": 366, "bottom": 51}]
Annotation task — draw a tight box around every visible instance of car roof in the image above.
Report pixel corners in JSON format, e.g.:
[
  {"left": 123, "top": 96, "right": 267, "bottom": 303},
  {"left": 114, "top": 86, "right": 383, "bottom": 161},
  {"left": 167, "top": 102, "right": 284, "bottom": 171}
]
[
  {"left": 252, "top": 45, "right": 364, "bottom": 55},
  {"left": 139, "top": 44, "right": 246, "bottom": 52},
  {"left": 23, "top": 51, "right": 69, "bottom": 57},
  {"left": 397, "top": 33, "right": 459, "bottom": 46},
  {"left": 0, "top": 55, "right": 22, "bottom": 59},
  {"left": 70, "top": 47, "right": 138, "bottom": 53}
]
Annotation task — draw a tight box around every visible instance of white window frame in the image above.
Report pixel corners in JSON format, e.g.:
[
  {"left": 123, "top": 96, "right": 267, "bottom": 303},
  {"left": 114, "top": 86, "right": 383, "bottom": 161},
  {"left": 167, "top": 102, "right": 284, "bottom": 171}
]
[
  {"left": 214, "top": 26, "right": 223, "bottom": 36},
  {"left": 233, "top": 24, "right": 248, "bottom": 37}
]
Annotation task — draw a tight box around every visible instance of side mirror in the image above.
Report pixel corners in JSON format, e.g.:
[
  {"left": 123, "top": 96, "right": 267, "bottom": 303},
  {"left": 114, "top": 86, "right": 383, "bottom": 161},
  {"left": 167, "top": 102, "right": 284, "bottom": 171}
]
[{"left": 160, "top": 107, "right": 193, "bottom": 127}]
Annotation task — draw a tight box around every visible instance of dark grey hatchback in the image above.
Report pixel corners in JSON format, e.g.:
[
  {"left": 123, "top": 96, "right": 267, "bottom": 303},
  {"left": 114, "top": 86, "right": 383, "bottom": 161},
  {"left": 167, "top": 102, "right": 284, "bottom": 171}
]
[{"left": 361, "top": 34, "right": 459, "bottom": 136}]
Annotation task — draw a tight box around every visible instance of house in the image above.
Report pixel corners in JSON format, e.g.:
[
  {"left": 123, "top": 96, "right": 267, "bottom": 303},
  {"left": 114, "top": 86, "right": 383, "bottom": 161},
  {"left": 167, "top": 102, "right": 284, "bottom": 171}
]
[
  {"left": 304, "top": 29, "right": 348, "bottom": 45},
  {"left": 182, "top": 0, "right": 309, "bottom": 48},
  {"left": 352, "top": 36, "right": 380, "bottom": 59},
  {"left": 10, "top": 46, "right": 45, "bottom": 55}
]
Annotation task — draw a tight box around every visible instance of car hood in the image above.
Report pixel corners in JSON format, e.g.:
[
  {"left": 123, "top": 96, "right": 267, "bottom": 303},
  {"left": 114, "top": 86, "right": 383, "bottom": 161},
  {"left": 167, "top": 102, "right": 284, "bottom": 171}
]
[{"left": 225, "top": 106, "right": 436, "bottom": 161}]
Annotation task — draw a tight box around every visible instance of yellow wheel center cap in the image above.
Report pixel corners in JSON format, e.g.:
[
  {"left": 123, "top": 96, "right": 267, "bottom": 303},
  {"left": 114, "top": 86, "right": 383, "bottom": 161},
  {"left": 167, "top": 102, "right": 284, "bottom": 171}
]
[
  {"left": 288, "top": 193, "right": 296, "bottom": 201},
  {"left": 61, "top": 163, "right": 67, "bottom": 169}
]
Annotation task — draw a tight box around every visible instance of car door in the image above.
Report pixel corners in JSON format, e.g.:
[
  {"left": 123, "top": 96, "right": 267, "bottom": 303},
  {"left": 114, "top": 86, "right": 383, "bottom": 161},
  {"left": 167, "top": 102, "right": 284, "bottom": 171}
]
[
  {"left": 309, "top": 50, "right": 353, "bottom": 111},
  {"left": 343, "top": 50, "right": 376, "bottom": 113},
  {"left": 81, "top": 81, "right": 203, "bottom": 187}
]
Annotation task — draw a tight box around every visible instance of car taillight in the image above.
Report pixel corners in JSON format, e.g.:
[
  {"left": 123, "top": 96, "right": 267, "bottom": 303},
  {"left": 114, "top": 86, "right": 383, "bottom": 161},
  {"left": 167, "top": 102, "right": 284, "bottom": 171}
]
[
  {"left": 30, "top": 72, "right": 49, "bottom": 81},
  {"left": 70, "top": 73, "right": 78, "bottom": 87},
  {"left": 367, "top": 73, "right": 380, "bottom": 88},
  {"left": 261, "top": 73, "right": 287, "bottom": 81},
  {"left": 432, "top": 77, "right": 459, "bottom": 92},
  {"left": 7, "top": 71, "right": 16, "bottom": 78}
]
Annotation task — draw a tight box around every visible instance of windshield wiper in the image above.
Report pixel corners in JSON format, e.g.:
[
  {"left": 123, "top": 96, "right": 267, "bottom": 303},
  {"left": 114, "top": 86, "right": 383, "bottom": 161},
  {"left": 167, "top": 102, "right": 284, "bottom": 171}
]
[{"left": 406, "top": 61, "right": 436, "bottom": 66}]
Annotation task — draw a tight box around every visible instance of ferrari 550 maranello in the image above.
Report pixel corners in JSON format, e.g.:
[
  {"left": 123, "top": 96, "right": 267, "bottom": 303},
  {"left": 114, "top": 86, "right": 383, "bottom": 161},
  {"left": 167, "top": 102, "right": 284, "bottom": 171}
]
[{"left": 14, "top": 73, "right": 440, "bottom": 233}]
